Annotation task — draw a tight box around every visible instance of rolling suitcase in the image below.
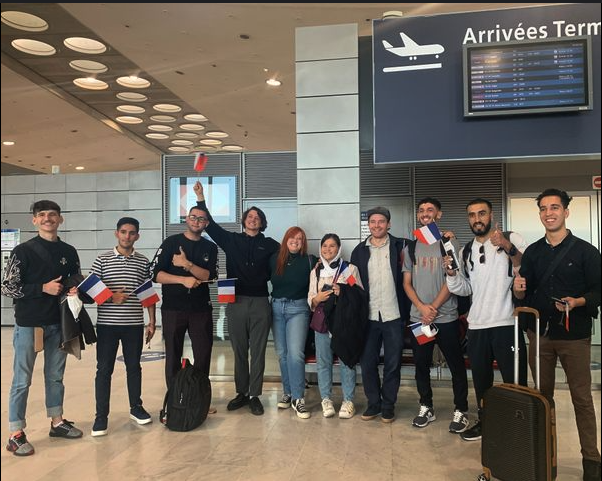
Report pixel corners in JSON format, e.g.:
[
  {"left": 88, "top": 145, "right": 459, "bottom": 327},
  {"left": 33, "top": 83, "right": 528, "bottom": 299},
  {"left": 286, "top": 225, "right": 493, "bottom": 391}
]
[{"left": 479, "top": 307, "right": 557, "bottom": 481}]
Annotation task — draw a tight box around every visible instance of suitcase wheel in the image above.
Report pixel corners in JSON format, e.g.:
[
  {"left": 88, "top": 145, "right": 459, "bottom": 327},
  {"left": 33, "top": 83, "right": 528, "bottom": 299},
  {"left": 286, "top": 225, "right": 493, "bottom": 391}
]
[{"left": 476, "top": 474, "right": 490, "bottom": 481}]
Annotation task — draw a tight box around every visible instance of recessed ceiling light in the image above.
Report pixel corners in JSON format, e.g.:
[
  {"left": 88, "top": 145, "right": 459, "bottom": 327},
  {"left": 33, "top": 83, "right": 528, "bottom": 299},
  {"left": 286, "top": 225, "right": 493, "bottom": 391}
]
[
  {"left": 117, "top": 105, "right": 145, "bottom": 114},
  {"left": 1, "top": 11, "right": 48, "bottom": 32},
  {"left": 171, "top": 140, "right": 194, "bottom": 146},
  {"left": 205, "top": 130, "right": 229, "bottom": 138},
  {"left": 69, "top": 59, "right": 108, "bottom": 74},
  {"left": 146, "top": 132, "right": 170, "bottom": 139},
  {"left": 116, "top": 76, "right": 151, "bottom": 89},
  {"left": 116, "top": 92, "right": 147, "bottom": 102},
  {"left": 75, "top": 166, "right": 85, "bottom": 170},
  {"left": 64, "top": 37, "right": 107, "bottom": 54},
  {"left": 266, "top": 78, "right": 282, "bottom": 87},
  {"left": 175, "top": 132, "right": 200, "bottom": 139},
  {"left": 150, "top": 115, "right": 176, "bottom": 123},
  {"left": 148, "top": 124, "right": 173, "bottom": 132},
  {"left": 11, "top": 38, "right": 55, "bottom": 56},
  {"left": 200, "top": 138, "right": 222, "bottom": 146},
  {"left": 222, "top": 144, "right": 244, "bottom": 151},
  {"left": 183, "top": 113, "right": 207, "bottom": 122},
  {"left": 153, "top": 103, "right": 181, "bottom": 113},
  {"left": 116, "top": 116, "right": 143, "bottom": 124},
  {"left": 73, "top": 78, "right": 109, "bottom": 90},
  {"left": 179, "top": 124, "right": 205, "bottom": 131},
  {"left": 168, "top": 146, "right": 190, "bottom": 152},
  {"left": 192, "top": 145, "right": 217, "bottom": 152},
  {"left": 3, "top": 141, "right": 16, "bottom": 146}
]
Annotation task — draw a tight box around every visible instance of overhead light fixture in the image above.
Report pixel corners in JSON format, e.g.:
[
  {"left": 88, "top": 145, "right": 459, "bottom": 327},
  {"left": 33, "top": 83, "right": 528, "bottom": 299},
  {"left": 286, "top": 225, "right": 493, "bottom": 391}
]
[
  {"left": 205, "top": 130, "right": 229, "bottom": 138},
  {"left": 168, "top": 146, "right": 190, "bottom": 152},
  {"left": 175, "top": 132, "right": 200, "bottom": 139},
  {"left": 146, "top": 133, "right": 170, "bottom": 139},
  {"left": 11, "top": 38, "right": 56, "bottom": 56},
  {"left": 117, "top": 105, "right": 145, "bottom": 114},
  {"left": 382, "top": 11, "right": 404, "bottom": 19},
  {"left": 73, "top": 78, "right": 109, "bottom": 90},
  {"left": 150, "top": 115, "right": 176, "bottom": 123},
  {"left": 171, "top": 139, "right": 194, "bottom": 146},
  {"left": 3, "top": 141, "right": 16, "bottom": 146},
  {"left": 148, "top": 124, "right": 173, "bottom": 132},
  {"left": 183, "top": 113, "right": 208, "bottom": 122},
  {"left": 116, "top": 92, "right": 147, "bottom": 102},
  {"left": 64, "top": 37, "right": 107, "bottom": 54},
  {"left": 116, "top": 116, "right": 143, "bottom": 124},
  {"left": 1, "top": 11, "right": 48, "bottom": 32},
  {"left": 179, "top": 124, "right": 205, "bottom": 131},
  {"left": 200, "top": 138, "right": 222, "bottom": 146},
  {"left": 75, "top": 166, "right": 85, "bottom": 170},
  {"left": 266, "top": 78, "right": 282, "bottom": 87},
  {"left": 222, "top": 144, "right": 244, "bottom": 152},
  {"left": 153, "top": 103, "right": 182, "bottom": 113},
  {"left": 69, "top": 59, "right": 108, "bottom": 74},
  {"left": 116, "top": 76, "right": 151, "bottom": 89}
]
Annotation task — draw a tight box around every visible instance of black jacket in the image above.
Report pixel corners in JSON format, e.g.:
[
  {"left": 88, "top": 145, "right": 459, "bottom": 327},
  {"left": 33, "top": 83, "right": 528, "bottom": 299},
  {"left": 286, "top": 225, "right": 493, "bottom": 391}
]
[
  {"left": 197, "top": 200, "right": 280, "bottom": 297},
  {"left": 59, "top": 274, "right": 97, "bottom": 359},
  {"left": 350, "top": 234, "right": 411, "bottom": 322},
  {"left": 323, "top": 283, "right": 369, "bottom": 368}
]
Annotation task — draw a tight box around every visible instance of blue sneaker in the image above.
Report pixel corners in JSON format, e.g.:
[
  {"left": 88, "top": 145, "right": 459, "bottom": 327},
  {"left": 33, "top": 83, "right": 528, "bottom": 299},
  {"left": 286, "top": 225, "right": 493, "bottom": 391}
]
[
  {"left": 91, "top": 417, "right": 108, "bottom": 437},
  {"left": 130, "top": 405, "right": 152, "bottom": 425}
]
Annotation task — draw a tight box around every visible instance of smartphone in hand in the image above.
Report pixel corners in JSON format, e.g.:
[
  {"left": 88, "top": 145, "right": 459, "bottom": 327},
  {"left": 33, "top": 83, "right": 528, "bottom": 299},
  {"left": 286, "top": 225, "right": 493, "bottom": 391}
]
[{"left": 551, "top": 296, "right": 568, "bottom": 305}]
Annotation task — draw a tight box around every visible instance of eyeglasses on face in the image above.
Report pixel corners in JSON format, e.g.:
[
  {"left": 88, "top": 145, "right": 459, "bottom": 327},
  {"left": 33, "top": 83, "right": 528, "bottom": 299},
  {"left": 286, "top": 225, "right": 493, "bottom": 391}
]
[
  {"left": 479, "top": 244, "right": 485, "bottom": 264},
  {"left": 188, "top": 215, "right": 208, "bottom": 223}
]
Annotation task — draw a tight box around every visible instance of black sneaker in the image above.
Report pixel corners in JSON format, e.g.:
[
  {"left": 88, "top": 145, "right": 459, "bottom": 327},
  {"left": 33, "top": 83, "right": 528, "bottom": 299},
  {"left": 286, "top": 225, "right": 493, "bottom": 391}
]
[
  {"left": 130, "top": 405, "right": 152, "bottom": 425},
  {"left": 277, "top": 394, "right": 292, "bottom": 409},
  {"left": 412, "top": 405, "right": 436, "bottom": 428},
  {"left": 583, "top": 458, "right": 601, "bottom": 481},
  {"left": 361, "top": 404, "right": 381, "bottom": 421},
  {"left": 292, "top": 398, "right": 311, "bottom": 419},
  {"left": 91, "top": 417, "right": 108, "bottom": 437},
  {"left": 227, "top": 393, "right": 250, "bottom": 411},
  {"left": 381, "top": 409, "right": 396, "bottom": 424},
  {"left": 6, "top": 431, "right": 34, "bottom": 456},
  {"left": 460, "top": 420, "right": 482, "bottom": 441},
  {"left": 249, "top": 396, "right": 264, "bottom": 416},
  {"left": 449, "top": 409, "right": 469, "bottom": 434},
  {"left": 49, "top": 419, "right": 83, "bottom": 439}
]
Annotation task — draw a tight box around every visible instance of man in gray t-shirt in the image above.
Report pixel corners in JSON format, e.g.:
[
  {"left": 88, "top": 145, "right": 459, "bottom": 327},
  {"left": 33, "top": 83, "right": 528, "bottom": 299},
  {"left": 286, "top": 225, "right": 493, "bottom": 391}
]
[{"left": 402, "top": 197, "right": 469, "bottom": 434}]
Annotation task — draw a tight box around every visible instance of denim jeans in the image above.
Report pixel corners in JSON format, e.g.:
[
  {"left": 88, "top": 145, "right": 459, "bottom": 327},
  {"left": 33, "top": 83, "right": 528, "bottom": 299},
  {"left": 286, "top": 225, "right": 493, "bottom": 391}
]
[
  {"left": 271, "top": 298, "right": 310, "bottom": 399},
  {"left": 315, "top": 331, "right": 356, "bottom": 401},
  {"left": 9, "top": 324, "right": 67, "bottom": 431},
  {"left": 95, "top": 324, "right": 144, "bottom": 418}
]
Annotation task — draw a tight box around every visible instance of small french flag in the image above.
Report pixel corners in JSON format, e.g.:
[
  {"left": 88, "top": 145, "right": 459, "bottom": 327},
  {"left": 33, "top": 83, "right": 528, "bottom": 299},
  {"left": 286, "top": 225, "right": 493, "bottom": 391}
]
[
  {"left": 78, "top": 273, "right": 113, "bottom": 305},
  {"left": 413, "top": 223, "right": 442, "bottom": 245},
  {"left": 338, "top": 261, "right": 357, "bottom": 286},
  {"left": 217, "top": 278, "right": 236, "bottom": 303},
  {"left": 193, "top": 152, "right": 208, "bottom": 172},
  {"left": 133, "top": 280, "right": 160, "bottom": 307},
  {"left": 410, "top": 321, "right": 436, "bottom": 345}
]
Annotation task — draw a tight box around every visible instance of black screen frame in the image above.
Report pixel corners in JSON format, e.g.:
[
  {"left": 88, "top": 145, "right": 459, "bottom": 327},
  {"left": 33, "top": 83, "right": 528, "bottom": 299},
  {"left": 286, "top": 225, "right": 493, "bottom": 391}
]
[{"left": 463, "top": 36, "right": 593, "bottom": 118}]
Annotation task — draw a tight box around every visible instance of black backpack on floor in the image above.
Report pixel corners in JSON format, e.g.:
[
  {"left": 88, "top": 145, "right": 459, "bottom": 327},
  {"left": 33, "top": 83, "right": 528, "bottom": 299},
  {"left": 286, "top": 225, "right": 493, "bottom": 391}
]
[{"left": 160, "top": 358, "right": 211, "bottom": 432}]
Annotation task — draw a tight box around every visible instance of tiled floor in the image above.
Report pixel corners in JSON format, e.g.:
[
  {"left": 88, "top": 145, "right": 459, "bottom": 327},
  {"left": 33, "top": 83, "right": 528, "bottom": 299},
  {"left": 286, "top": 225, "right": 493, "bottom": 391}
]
[{"left": 1, "top": 327, "right": 600, "bottom": 480}]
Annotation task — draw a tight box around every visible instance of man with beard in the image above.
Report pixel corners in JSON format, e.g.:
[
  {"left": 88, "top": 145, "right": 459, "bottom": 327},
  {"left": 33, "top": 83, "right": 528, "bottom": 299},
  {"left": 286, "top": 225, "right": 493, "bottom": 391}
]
[{"left": 444, "top": 198, "right": 527, "bottom": 441}]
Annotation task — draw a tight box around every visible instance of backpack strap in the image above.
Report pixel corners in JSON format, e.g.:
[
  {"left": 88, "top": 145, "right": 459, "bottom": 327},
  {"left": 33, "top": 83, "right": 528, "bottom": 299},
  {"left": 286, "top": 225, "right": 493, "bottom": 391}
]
[{"left": 408, "top": 239, "right": 418, "bottom": 265}]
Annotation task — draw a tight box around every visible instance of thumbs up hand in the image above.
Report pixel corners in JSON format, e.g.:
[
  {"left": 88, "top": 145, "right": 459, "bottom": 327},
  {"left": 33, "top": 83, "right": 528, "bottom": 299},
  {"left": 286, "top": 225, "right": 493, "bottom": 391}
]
[{"left": 43, "top": 276, "right": 63, "bottom": 296}]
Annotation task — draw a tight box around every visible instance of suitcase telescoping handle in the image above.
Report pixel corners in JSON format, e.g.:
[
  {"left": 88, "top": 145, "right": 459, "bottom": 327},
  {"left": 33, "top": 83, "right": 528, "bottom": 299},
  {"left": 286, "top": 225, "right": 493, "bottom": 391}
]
[{"left": 513, "top": 306, "right": 539, "bottom": 390}]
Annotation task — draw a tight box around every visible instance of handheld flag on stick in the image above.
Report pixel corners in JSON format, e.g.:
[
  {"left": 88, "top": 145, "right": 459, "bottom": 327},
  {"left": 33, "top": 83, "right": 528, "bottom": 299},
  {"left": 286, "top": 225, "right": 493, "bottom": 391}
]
[
  {"left": 217, "top": 278, "right": 236, "bottom": 303},
  {"left": 78, "top": 273, "right": 113, "bottom": 305},
  {"left": 410, "top": 321, "right": 437, "bottom": 345},
  {"left": 194, "top": 152, "right": 208, "bottom": 172},
  {"left": 133, "top": 280, "right": 160, "bottom": 307},
  {"left": 337, "top": 261, "right": 357, "bottom": 286},
  {"left": 413, "top": 223, "right": 442, "bottom": 245}
]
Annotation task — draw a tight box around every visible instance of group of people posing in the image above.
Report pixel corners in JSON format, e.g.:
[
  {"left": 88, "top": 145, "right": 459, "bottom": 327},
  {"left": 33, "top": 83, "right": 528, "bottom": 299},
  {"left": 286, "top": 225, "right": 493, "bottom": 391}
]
[{"left": 2, "top": 185, "right": 600, "bottom": 481}]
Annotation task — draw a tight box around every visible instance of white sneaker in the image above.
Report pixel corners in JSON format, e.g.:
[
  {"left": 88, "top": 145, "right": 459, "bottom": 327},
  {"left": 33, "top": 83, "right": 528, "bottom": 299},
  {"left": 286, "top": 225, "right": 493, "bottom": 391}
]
[
  {"left": 321, "top": 398, "right": 335, "bottom": 418},
  {"left": 292, "top": 398, "right": 311, "bottom": 419},
  {"left": 339, "top": 400, "right": 355, "bottom": 419}
]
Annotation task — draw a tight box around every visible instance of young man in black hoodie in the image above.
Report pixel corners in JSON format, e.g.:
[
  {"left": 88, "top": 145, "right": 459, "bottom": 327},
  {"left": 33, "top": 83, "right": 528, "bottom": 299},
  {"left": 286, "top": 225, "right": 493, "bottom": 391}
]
[
  {"left": 2, "top": 200, "right": 84, "bottom": 457},
  {"left": 194, "top": 180, "right": 279, "bottom": 415}
]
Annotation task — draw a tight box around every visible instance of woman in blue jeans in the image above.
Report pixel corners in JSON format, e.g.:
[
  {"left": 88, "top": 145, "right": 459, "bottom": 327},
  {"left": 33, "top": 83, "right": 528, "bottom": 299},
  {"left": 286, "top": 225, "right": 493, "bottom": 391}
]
[
  {"left": 308, "top": 233, "right": 363, "bottom": 420},
  {"left": 270, "top": 227, "right": 316, "bottom": 419}
]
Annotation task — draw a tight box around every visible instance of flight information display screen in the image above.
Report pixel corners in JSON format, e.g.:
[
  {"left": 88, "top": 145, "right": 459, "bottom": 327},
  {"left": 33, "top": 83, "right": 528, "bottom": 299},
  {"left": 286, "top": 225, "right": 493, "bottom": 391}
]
[{"left": 463, "top": 36, "right": 593, "bottom": 117}]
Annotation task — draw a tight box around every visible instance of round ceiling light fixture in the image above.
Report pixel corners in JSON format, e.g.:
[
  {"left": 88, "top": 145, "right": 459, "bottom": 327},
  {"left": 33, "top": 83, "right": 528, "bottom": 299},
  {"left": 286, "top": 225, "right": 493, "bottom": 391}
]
[
  {"left": 11, "top": 38, "right": 55, "bottom": 56},
  {"left": 266, "top": 78, "right": 282, "bottom": 87},
  {"left": 184, "top": 113, "right": 208, "bottom": 122},
  {"left": 1, "top": 11, "right": 48, "bottom": 32},
  {"left": 148, "top": 124, "right": 173, "bottom": 132},
  {"left": 179, "top": 124, "right": 205, "bottom": 131},
  {"left": 205, "top": 130, "right": 229, "bottom": 138},
  {"left": 116, "top": 92, "right": 148, "bottom": 102},
  {"left": 64, "top": 37, "right": 107, "bottom": 54},
  {"left": 153, "top": 103, "right": 182, "bottom": 113},
  {"left": 175, "top": 132, "right": 200, "bottom": 139},
  {"left": 200, "top": 138, "right": 222, "bottom": 146},
  {"left": 69, "top": 59, "right": 108, "bottom": 74},
  {"left": 116, "top": 76, "right": 151, "bottom": 89},
  {"left": 146, "top": 133, "right": 170, "bottom": 139},
  {"left": 149, "top": 115, "right": 176, "bottom": 123},
  {"left": 117, "top": 105, "right": 145, "bottom": 114},
  {"left": 222, "top": 144, "right": 244, "bottom": 152},
  {"left": 168, "top": 146, "right": 190, "bottom": 153},
  {"left": 171, "top": 139, "right": 194, "bottom": 146},
  {"left": 73, "top": 77, "right": 109, "bottom": 90},
  {"left": 116, "top": 116, "right": 143, "bottom": 124}
]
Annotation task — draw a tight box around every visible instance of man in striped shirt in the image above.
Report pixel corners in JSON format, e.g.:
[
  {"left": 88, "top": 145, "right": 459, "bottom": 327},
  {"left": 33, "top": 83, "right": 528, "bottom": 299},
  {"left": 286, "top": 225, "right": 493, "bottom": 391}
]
[{"left": 90, "top": 217, "right": 156, "bottom": 437}]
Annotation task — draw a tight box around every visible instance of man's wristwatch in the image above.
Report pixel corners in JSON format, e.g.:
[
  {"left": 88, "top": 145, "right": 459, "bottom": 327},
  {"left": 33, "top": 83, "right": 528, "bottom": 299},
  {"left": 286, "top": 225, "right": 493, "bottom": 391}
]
[{"left": 506, "top": 244, "right": 518, "bottom": 257}]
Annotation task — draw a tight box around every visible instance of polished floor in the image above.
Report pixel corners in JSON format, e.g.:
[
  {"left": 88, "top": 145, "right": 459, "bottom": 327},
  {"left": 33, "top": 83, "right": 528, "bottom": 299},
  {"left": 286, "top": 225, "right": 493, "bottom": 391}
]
[{"left": 1, "top": 327, "right": 600, "bottom": 481}]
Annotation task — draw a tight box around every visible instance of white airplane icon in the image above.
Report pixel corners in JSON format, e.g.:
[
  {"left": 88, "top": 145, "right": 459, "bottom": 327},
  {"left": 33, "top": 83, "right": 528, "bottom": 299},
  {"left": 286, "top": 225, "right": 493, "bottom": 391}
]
[{"left": 382, "top": 32, "right": 444, "bottom": 61}]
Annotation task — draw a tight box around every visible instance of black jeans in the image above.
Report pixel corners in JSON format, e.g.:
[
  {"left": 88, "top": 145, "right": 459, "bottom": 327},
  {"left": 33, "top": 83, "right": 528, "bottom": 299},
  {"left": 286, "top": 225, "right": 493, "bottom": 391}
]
[
  {"left": 95, "top": 324, "right": 144, "bottom": 418},
  {"left": 411, "top": 319, "right": 468, "bottom": 412}
]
